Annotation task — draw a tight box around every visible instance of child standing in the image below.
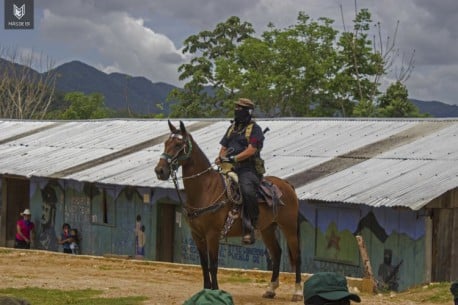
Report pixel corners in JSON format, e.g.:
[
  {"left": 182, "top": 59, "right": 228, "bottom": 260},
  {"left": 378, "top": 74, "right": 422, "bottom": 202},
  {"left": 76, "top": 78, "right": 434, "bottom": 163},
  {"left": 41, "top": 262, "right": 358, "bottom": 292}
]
[
  {"left": 58, "top": 223, "right": 72, "bottom": 254},
  {"left": 69, "top": 228, "right": 80, "bottom": 254}
]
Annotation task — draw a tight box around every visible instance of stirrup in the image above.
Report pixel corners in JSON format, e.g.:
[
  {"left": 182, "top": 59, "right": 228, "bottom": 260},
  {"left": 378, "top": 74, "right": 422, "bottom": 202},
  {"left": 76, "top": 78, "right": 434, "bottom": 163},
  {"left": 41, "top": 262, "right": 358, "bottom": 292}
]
[{"left": 242, "top": 232, "right": 255, "bottom": 245}]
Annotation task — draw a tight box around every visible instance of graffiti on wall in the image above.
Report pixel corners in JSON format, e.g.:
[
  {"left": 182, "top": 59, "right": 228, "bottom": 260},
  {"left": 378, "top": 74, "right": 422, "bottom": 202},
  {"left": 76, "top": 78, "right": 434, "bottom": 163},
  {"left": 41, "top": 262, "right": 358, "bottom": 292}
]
[{"left": 181, "top": 237, "right": 268, "bottom": 268}]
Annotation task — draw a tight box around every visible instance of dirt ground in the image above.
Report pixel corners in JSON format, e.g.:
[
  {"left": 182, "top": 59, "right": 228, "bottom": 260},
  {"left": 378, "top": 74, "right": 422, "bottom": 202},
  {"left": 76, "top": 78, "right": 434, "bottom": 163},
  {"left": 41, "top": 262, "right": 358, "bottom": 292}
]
[{"left": 0, "top": 248, "right": 453, "bottom": 305}]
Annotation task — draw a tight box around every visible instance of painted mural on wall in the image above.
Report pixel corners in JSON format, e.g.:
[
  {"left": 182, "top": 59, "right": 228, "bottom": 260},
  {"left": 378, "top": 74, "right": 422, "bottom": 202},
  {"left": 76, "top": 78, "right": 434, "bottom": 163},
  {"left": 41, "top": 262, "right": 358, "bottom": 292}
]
[
  {"left": 377, "top": 248, "right": 403, "bottom": 291},
  {"left": 28, "top": 178, "right": 154, "bottom": 258},
  {"left": 35, "top": 181, "right": 64, "bottom": 251},
  {"left": 315, "top": 208, "right": 360, "bottom": 265},
  {"left": 360, "top": 208, "right": 423, "bottom": 292},
  {"left": 297, "top": 203, "right": 424, "bottom": 291},
  {"left": 135, "top": 214, "right": 146, "bottom": 259},
  {"left": 26, "top": 176, "right": 425, "bottom": 291},
  {"left": 116, "top": 186, "right": 149, "bottom": 258}
]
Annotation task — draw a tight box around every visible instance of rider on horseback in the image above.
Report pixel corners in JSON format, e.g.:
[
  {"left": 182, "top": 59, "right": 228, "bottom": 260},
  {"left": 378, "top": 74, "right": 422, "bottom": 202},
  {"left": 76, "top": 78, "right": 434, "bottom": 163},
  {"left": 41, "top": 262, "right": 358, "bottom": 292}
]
[{"left": 216, "top": 98, "right": 265, "bottom": 245}]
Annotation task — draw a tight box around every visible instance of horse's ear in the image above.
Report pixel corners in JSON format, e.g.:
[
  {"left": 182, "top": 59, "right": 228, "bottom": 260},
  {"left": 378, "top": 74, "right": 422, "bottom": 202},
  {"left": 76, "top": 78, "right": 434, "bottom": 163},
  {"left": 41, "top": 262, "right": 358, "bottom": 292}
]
[
  {"left": 179, "top": 120, "right": 187, "bottom": 135},
  {"left": 168, "top": 120, "right": 177, "bottom": 133}
]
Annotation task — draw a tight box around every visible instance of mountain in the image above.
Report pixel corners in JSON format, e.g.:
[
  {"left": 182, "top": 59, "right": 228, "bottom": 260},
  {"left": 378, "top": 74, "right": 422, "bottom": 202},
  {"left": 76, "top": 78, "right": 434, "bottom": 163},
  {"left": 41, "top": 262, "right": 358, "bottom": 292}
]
[
  {"left": 49, "top": 60, "right": 178, "bottom": 114},
  {"left": 0, "top": 57, "right": 44, "bottom": 81},
  {"left": 2, "top": 57, "right": 458, "bottom": 117},
  {"left": 410, "top": 99, "right": 458, "bottom": 117}
]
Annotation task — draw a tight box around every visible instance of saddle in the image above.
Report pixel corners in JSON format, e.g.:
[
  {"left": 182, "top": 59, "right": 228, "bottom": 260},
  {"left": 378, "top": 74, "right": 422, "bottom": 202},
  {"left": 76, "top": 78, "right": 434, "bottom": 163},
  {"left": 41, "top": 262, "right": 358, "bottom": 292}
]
[
  {"left": 220, "top": 167, "right": 284, "bottom": 239},
  {"left": 220, "top": 164, "right": 283, "bottom": 207},
  {"left": 258, "top": 179, "right": 283, "bottom": 208}
]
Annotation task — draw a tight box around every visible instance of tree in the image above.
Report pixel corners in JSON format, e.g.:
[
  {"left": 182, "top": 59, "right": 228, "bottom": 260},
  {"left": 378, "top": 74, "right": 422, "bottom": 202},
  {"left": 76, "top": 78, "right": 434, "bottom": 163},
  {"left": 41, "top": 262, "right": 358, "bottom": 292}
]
[
  {"left": 332, "top": 8, "right": 384, "bottom": 116},
  {"left": 378, "top": 81, "right": 421, "bottom": 117},
  {"left": 168, "top": 16, "right": 254, "bottom": 117},
  {"left": 0, "top": 46, "right": 58, "bottom": 119},
  {"left": 170, "top": 6, "right": 417, "bottom": 118},
  {"left": 58, "top": 92, "right": 112, "bottom": 119},
  {"left": 217, "top": 14, "right": 339, "bottom": 117}
]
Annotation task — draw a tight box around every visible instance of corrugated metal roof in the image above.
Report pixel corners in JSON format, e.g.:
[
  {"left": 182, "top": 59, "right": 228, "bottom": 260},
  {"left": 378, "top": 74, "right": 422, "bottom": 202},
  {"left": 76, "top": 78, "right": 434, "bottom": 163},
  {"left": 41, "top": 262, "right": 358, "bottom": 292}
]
[
  {"left": 1, "top": 118, "right": 457, "bottom": 210},
  {"left": 296, "top": 123, "right": 458, "bottom": 210}
]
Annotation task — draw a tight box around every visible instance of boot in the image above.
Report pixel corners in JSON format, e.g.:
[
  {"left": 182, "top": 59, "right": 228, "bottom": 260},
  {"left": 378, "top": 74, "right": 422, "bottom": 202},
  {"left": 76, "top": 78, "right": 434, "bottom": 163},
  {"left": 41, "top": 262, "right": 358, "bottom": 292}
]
[{"left": 242, "top": 212, "right": 256, "bottom": 245}]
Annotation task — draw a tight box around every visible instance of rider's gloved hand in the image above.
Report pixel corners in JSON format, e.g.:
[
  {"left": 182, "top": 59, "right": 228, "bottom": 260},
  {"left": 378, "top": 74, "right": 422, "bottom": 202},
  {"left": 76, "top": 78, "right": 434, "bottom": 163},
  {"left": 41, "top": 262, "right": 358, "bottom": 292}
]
[{"left": 220, "top": 155, "right": 236, "bottom": 163}]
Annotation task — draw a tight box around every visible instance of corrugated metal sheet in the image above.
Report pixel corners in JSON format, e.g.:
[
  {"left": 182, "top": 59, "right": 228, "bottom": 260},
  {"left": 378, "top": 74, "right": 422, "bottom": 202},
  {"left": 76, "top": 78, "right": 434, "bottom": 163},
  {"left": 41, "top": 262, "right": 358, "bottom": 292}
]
[
  {"left": 0, "top": 119, "right": 198, "bottom": 178},
  {"left": 1, "top": 118, "right": 457, "bottom": 210},
  {"left": 0, "top": 120, "right": 56, "bottom": 140},
  {"left": 297, "top": 123, "right": 458, "bottom": 210}
]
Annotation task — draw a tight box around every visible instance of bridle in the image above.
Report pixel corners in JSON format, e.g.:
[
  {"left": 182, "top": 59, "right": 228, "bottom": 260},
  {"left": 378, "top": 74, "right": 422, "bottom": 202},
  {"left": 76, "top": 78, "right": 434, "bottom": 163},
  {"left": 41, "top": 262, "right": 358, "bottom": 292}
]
[
  {"left": 160, "top": 132, "right": 215, "bottom": 208},
  {"left": 159, "top": 132, "right": 193, "bottom": 172},
  {"left": 158, "top": 131, "right": 241, "bottom": 224},
  {"left": 160, "top": 132, "right": 214, "bottom": 179}
]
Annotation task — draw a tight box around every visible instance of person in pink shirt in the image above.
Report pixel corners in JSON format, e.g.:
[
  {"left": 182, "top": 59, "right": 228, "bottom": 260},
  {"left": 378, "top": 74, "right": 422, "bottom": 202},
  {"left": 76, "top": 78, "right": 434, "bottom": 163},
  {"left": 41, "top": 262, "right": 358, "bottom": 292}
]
[{"left": 15, "top": 209, "right": 35, "bottom": 249}]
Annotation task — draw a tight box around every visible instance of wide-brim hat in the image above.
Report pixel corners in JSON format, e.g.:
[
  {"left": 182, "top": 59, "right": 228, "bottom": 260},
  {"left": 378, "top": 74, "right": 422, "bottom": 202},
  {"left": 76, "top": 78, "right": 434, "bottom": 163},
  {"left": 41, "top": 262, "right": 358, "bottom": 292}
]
[
  {"left": 234, "top": 98, "right": 254, "bottom": 109},
  {"left": 20, "top": 209, "right": 31, "bottom": 216},
  {"left": 304, "top": 272, "right": 361, "bottom": 303}
]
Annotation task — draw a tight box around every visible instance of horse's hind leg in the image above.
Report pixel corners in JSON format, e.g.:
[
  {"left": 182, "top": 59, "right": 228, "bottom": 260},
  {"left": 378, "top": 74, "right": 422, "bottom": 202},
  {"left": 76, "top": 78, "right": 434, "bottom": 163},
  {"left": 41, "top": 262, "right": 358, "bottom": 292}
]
[{"left": 261, "top": 223, "right": 281, "bottom": 299}]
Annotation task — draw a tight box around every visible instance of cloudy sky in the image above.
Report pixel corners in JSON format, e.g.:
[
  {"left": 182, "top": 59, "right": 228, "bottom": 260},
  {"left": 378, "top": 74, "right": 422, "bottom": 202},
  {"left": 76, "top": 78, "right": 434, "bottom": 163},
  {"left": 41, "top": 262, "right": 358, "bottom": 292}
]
[{"left": 1, "top": 0, "right": 457, "bottom": 105}]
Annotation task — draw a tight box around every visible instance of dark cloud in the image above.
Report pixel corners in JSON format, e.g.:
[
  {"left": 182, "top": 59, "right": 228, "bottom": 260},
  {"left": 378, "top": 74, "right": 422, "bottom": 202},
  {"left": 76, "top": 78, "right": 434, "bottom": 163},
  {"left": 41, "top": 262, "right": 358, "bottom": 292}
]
[{"left": 5, "top": 0, "right": 458, "bottom": 105}]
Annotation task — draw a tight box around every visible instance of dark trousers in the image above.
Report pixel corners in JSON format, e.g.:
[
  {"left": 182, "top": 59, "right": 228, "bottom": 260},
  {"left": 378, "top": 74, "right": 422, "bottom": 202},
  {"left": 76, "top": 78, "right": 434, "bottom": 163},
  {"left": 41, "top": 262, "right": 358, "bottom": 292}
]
[
  {"left": 14, "top": 239, "right": 30, "bottom": 249},
  {"left": 237, "top": 169, "right": 260, "bottom": 232}
]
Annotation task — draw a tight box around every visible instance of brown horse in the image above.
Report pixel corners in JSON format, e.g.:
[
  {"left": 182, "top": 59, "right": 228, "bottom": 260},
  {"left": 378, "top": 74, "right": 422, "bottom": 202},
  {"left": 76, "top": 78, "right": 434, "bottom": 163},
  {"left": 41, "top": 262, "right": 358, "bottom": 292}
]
[{"left": 154, "top": 121, "right": 303, "bottom": 301}]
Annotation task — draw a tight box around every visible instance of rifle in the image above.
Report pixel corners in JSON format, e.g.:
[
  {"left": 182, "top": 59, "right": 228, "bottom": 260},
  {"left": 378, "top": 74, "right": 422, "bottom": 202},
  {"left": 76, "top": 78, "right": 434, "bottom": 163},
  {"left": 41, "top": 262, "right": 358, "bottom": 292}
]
[
  {"left": 385, "top": 259, "right": 403, "bottom": 284},
  {"left": 377, "top": 259, "right": 403, "bottom": 291}
]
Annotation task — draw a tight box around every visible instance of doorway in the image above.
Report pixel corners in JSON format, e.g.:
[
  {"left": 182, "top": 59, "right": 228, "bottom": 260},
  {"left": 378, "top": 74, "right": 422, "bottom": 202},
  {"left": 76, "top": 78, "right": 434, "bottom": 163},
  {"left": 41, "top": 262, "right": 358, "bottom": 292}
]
[
  {"left": 0, "top": 177, "right": 30, "bottom": 247},
  {"left": 156, "top": 203, "right": 175, "bottom": 262}
]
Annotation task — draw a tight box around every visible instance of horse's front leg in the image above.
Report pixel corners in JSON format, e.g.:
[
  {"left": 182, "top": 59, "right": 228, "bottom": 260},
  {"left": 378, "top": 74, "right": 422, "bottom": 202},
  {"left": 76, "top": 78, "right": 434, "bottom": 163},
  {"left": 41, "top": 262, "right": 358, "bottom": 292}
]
[
  {"left": 207, "top": 231, "right": 221, "bottom": 290},
  {"left": 193, "top": 234, "right": 211, "bottom": 289}
]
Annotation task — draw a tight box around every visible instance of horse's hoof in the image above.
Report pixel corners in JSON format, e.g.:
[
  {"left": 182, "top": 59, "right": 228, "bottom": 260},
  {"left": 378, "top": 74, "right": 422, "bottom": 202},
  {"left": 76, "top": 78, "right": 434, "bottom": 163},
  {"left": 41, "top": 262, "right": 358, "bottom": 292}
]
[
  {"left": 262, "top": 291, "right": 276, "bottom": 299},
  {"left": 291, "top": 294, "right": 303, "bottom": 302}
]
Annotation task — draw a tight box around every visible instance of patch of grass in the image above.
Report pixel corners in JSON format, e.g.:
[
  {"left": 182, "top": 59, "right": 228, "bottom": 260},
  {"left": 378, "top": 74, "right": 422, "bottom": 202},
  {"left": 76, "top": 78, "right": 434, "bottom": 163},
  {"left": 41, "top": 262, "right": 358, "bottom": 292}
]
[
  {"left": 0, "top": 249, "right": 13, "bottom": 254},
  {"left": 0, "top": 287, "right": 148, "bottom": 305},
  {"left": 422, "top": 282, "right": 453, "bottom": 303},
  {"left": 395, "top": 282, "right": 453, "bottom": 304}
]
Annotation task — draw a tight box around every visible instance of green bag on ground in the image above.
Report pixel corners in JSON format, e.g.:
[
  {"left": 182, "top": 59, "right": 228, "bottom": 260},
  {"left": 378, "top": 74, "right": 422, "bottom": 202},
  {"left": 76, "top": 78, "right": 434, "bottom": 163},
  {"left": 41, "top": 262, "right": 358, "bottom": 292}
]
[{"left": 183, "top": 289, "right": 234, "bottom": 305}]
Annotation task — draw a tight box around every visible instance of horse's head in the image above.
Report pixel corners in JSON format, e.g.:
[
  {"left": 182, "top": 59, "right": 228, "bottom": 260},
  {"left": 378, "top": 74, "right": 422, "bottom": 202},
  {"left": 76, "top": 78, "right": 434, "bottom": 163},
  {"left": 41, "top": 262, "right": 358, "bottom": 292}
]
[{"left": 155, "top": 120, "right": 193, "bottom": 180}]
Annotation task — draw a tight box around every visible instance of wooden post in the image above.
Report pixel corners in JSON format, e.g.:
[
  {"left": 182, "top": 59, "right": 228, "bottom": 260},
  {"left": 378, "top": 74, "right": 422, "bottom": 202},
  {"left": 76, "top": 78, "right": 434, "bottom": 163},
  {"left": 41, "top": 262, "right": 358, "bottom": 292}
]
[{"left": 356, "top": 235, "right": 378, "bottom": 293}]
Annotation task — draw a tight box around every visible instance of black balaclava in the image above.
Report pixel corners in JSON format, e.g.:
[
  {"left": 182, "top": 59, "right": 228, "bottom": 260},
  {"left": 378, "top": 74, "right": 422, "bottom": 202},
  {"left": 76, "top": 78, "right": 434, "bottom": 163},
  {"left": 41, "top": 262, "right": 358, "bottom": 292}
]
[{"left": 234, "top": 107, "right": 252, "bottom": 124}]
